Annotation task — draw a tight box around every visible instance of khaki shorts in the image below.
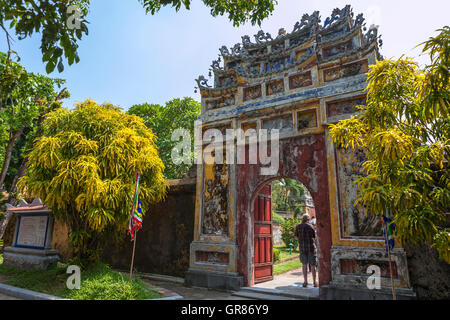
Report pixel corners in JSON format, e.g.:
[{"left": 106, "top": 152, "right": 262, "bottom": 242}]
[{"left": 300, "top": 252, "right": 317, "bottom": 267}]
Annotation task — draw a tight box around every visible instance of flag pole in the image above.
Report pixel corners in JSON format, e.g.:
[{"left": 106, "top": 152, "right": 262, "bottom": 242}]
[
  {"left": 384, "top": 220, "right": 397, "bottom": 300},
  {"left": 129, "top": 167, "right": 139, "bottom": 281},
  {"left": 386, "top": 240, "right": 396, "bottom": 300},
  {"left": 129, "top": 230, "right": 137, "bottom": 280}
]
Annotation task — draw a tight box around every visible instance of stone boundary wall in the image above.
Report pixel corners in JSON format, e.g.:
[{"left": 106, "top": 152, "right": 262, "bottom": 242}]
[
  {"left": 273, "top": 222, "right": 283, "bottom": 246},
  {"left": 101, "top": 178, "right": 196, "bottom": 278}
]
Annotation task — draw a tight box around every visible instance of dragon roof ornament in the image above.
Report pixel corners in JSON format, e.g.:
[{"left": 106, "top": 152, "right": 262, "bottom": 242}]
[
  {"left": 195, "top": 5, "right": 382, "bottom": 92},
  {"left": 293, "top": 10, "right": 320, "bottom": 34},
  {"left": 323, "top": 4, "right": 352, "bottom": 28}
]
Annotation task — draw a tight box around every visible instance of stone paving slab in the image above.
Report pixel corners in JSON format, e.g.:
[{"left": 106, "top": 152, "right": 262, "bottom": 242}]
[
  {"left": 141, "top": 268, "right": 318, "bottom": 300},
  {"left": 142, "top": 278, "right": 252, "bottom": 300},
  {"left": 232, "top": 290, "right": 299, "bottom": 300},
  {"left": 253, "top": 268, "right": 319, "bottom": 299}
]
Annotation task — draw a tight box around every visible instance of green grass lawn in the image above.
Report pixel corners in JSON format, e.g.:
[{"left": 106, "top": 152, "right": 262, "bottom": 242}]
[
  {"left": 273, "top": 258, "right": 302, "bottom": 275},
  {"left": 0, "top": 255, "right": 163, "bottom": 300},
  {"left": 274, "top": 244, "right": 299, "bottom": 261},
  {"left": 273, "top": 245, "right": 302, "bottom": 275}
]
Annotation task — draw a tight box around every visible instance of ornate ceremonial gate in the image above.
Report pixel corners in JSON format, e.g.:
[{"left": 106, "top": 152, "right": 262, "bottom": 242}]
[{"left": 186, "top": 6, "right": 415, "bottom": 299}]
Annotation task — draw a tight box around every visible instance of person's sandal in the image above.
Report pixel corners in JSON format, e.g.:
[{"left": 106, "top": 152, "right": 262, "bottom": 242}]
[
  {"left": 302, "top": 282, "right": 308, "bottom": 287},
  {"left": 313, "top": 282, "right": 318, "bottom": 287}
]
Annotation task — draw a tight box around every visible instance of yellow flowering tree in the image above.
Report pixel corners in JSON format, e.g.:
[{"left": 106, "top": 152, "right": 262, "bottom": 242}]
[
  {"left": 18, "top": 100, "right": 167, "bottom": 263},
  {"left": 329, "top": 27, "right": 449, "bottom": 263}
]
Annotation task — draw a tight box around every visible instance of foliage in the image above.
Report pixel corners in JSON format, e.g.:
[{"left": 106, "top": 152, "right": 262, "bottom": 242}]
[
  {"left": 0, "top": 52, "right": 68, "bottom": 190},
  {"left": 0, "top": 261, "right": 68, "bottom": 294},
  {"left": 1, "top": 0, "right": 276, "bottom": 73},
  {"left": 281, "top": 218, "right": 300, "bottom": 250},
  {"left": 0, "top": 0, "right": 90, "bottom": 73},
  {"left": 128, "top": 97, "right": 200, "bottom": 179},
  {"left": 272, "top": 179, "right": 307, "bottom": 216},
  {"left": 273, "top": 248, "right": 280, "bottom": 263},
  {"left": 139, "top": 0, "right": 277, "bottom": 27},
  {"left": 272, "top": 211, "right": 285, "bottom": 224},
  {"left": 65, "top": 264, "right": 162, "bottom": 300},
  {"left": 17, "top": 100, "right": 167, "bottom": 263},
  {"left": 0, "top": 262, "right": 162, "bottom": 300},
  {"left": 329, "top": 27, "right": 450, "bottom": 263}
]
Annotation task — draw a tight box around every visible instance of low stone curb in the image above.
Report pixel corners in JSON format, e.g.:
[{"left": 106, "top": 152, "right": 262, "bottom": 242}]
[
  {"left": 237, "top": 286, "right": 320, "bottom": 300},
  {"left": 150, "top": 295, "right": 184, "bottom": 300},
  {"left": 0, "top": 282, "right": 184, "bottom": 301},
  {"left": 138, "top": 272, "right": 185, "bottom": 284},
  {"left": 0, "top": 283, "right": 67, "bottom": 300}
]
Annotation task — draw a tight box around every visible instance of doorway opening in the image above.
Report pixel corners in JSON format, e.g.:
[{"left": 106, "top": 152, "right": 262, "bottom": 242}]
[{"left": 251, "top": 178, "right": 320, "bottom": 296}]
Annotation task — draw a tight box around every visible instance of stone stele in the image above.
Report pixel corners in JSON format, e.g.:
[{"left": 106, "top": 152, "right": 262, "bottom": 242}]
[{"left": 2, "top": 199, "right": 59, "bottom": 270}]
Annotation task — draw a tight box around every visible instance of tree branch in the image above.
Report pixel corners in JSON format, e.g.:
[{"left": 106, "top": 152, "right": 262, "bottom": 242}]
[{"left": 0, "top": 22, "right": 13, "bottom": 61}]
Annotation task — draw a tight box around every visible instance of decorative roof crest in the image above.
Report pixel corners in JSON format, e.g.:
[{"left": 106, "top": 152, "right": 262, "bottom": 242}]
[
  {"left": 254, "top": 30, "right": 273, "bottom": 44},
  {"left": 323, "top": 4, "right": 352, "bottom": 28},
  {"left": 195, "top": 5, "right": 383, "bottom": 91},
  {"left": 293, "top": 11, "right": 320, "bottom": 33}
]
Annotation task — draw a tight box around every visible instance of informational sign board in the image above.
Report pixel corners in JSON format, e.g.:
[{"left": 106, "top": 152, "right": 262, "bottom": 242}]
[{"left": 14, "top": 214, "right": 50, "bottom": 249}]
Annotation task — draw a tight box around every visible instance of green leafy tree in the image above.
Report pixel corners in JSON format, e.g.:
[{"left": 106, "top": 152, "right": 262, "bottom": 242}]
[
  {"left": 0, "top": 0, "right": 90, "bottom": 73},
  {"left": 1, "top": 0, "right": 277, "bottom": 73},
  {"left": 18, "top": 100, "right": 167, "bottom": 263},
  {"left": 281, "top": 217, "right": 300, "bottom": 250},
  {"left": 0, "top": 52, "right": 68, "bottom": 191},
  {"left": 329, "top": 27, "right": 449, "bottom": 263},
  {"left": 128, "top": 97, "right": 201, "bottom": 179},
  {"left": 140, "top": 0, "right": 278, "bottom": 27},
  {"left": 272, "top": 179, "right": 307, "bottom": 215}
]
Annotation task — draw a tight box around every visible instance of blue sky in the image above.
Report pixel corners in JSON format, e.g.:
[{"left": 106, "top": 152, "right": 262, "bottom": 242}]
[{"left": 1, "top": 0, "right": 449, "bottom": 110}]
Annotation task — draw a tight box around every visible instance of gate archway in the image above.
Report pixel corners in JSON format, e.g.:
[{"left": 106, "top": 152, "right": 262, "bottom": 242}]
[
  {"left": 185, "top": 6, "right": 415, "bottom": 299},
  {"left": 248, "top": 177, "right": 321, "bottom": 287},
  {"left": 237, "top": 136, "right": 332, "bottom": 288}
]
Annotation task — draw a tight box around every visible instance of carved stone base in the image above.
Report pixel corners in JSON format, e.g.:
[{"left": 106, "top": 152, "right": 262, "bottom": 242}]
[
  {"left": 185, "top": 269, "right": 243, "bottom": 291},
  {"left": 320, "top": 284, "right": 416, "bottom": 300},
  {"left": 330, "top": 246, "right": 412, "bottom": 289},
  {"left": 3, "top": 246, "right": 59, "bottom": 270}
]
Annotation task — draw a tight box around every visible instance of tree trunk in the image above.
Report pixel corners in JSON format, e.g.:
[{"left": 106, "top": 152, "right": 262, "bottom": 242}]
[
  {"left": 7, "top": 156, "right": 28, "bottom": 206},
  {"left": 0, "top": 211, "right": 12, "bottom": 241},
  {"left": 0, "top": 127, "right": 24, "bottom": 189}
]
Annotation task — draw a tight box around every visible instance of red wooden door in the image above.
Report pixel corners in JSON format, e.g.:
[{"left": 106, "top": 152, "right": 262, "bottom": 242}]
[{"left": 253, "top": 184, "right": 273, "bottom": 284}]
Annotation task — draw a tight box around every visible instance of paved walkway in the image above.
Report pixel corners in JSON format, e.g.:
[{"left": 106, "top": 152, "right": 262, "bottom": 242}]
[
  {"left": 142, "top": 278, "right": 251, "bottom": 300},
  {"left": 141, "top": 268, "right": 319, "bottom": 300},
  {"left": 253, "top": 267, "right": 319, "bottom": 298}
]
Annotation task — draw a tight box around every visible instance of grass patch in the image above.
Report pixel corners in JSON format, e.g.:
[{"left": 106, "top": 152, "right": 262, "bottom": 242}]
[
  {"left": 0, "top": 260, "right": 163, "bottom": 300},
  {"left": 273, "top": 258, "right": 302, "bottom": 275},
  {"left": 274, "top": 245, "right": 299, "bottom": 262}
]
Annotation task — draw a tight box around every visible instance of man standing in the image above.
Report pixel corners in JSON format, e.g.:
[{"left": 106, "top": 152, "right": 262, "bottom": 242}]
[{"left": 294, "top": 214, "right": 318, "bottom": 287}]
